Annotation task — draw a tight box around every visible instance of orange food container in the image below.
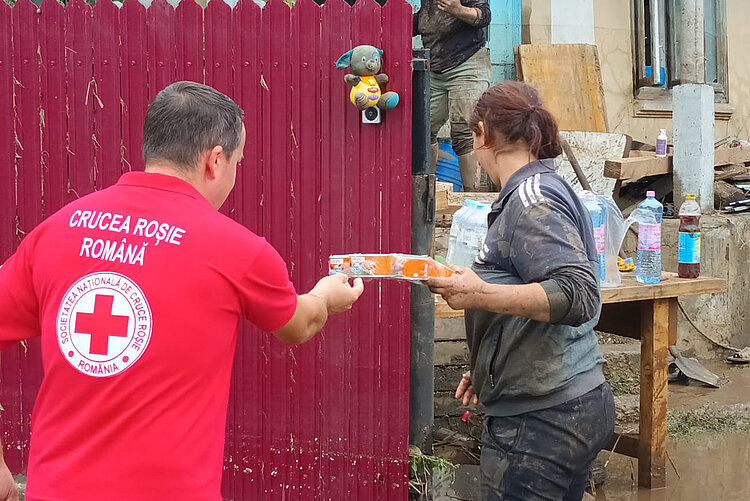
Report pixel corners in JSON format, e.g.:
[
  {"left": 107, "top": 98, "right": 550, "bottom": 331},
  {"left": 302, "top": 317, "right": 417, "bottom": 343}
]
[{"left": 328, "top": 254, "right": 453, "bottom": 281}]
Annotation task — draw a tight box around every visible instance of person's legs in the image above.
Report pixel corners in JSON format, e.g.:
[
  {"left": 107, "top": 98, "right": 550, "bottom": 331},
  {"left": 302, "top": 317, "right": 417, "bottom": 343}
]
[
  {"left": 480, "top": 383, "right": 616, "bottom": 501},
  {"left": 429, "top": 73, "right": 449, "bottom": 169},
  {"left": 445, "top": 47, "right": 491, "bottom": 191}
]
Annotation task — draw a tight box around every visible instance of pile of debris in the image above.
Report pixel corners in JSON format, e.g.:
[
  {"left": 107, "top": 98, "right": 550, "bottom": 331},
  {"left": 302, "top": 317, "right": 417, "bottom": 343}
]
[{"left": 605, "top": 138, "right": 750, "bottom": 216}]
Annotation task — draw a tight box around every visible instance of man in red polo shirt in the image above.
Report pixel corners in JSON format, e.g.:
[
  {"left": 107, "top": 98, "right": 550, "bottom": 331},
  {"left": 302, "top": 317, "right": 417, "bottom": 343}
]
[{"left": 0, "top": 81, "right": 364, "bottom": 501}]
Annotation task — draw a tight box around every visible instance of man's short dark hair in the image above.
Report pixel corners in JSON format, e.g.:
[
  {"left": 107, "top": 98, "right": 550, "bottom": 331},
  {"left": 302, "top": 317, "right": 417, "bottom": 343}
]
[{"left": 142, "top": 81, "right": 244, "bottom": 169}]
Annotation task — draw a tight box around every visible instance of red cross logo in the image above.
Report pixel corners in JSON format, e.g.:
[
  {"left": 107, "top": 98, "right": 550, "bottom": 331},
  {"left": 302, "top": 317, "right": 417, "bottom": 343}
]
[{"left": 75, "top": 294, "right": 130, "bottom": 355}]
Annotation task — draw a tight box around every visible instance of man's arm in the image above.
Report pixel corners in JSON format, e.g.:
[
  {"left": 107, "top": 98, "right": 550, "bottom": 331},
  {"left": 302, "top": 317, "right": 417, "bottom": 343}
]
[
  {"left": 273, "top": 274, "right": 364, "bottom": 345},
  {"left": 437, "top": 0, "right": 491, "bottom": 29}
]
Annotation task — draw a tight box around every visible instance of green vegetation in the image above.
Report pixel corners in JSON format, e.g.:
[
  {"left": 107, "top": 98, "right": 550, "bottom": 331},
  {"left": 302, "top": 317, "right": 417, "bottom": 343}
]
[
  {"left": 668, "top": 408, "right": 750, "bottom": 438},
  {"left": 409, "top": 445, "right": 457, "bottom": 499},
  {"left": 604, "top": 372, "right": 640, "bottom": 395}
]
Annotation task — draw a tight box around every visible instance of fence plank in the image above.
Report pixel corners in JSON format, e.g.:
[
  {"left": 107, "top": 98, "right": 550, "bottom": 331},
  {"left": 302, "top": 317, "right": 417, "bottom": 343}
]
[
  {"left": 120, "top": 0, "right": 147, "bottom": 173},
  {"left": 176, "top": 0, "right": 204, "bottom": 84},
  {"left": 146, "top": 0, "right": 177, "bottom": 100},
  {"left": 12, "top": 0, "right": 44, "bottom": 470},
  {"left": 64, "top": 0, "right": 95, "bottom": 199},
  {"left": 205, "top": 0, "right": 232, "bottom": 96},
  {"left": 0, "top": 0, "right": 21, "bottom": 475},
  {"left": 318, "top": 0, "right": 352, "bottom": 496},
  {"left": 260, "top": 1, "right": 294, "bottom": 495},
  {"left": 379, "top": 2, "right": 412, "bottom": 497},
  {"left": 92, "top": 0, "right": 123, "bottom": 190},
  {"left": 350, "top": 1, "right": 384, "bottom": 497},
  {"left": 205, "top": 0, "right": 234, "bottom": 219},
  {"left": 225, "top": 1, "right": 263, "bottom": 497},
  {"left": 40, "top": 0, "right": 68, "bottom": 217},
  {"left": 289, "top": 1, "right": 322, "bottom": 497}
]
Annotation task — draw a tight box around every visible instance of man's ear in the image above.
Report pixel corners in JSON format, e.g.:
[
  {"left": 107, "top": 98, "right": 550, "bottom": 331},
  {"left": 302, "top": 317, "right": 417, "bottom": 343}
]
[{"left": 204, "top": 145, "right": 224, "bottom": 180}]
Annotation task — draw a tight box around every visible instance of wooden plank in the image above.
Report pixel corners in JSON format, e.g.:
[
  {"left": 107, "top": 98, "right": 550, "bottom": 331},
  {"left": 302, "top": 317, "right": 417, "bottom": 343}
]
[
  {"left": 638, "top": 298, "right": 670, "bottom": 489},
  {"left": 714, "top": 163, "right": 749, "bottom": 181},
  {"left": 595, "top": 302, "right": 642, "bottom": 340},
  {"left": 714, "top": 147, "right": 750, "bottom": 167},
  {"left": 601, "top": 273, "right": 726, "bottom": 304},
  {"left": 607, "top": 433, "right": 639, "bottom": 459},
  {"left": 604, "top": 155, "right": 672, "bottom": 180},
  {"left": 515, "top": 44, "right": 608, "bottom": 133},
  {"left": 556, "top": 131, "right": 629, "bottom": 194}
]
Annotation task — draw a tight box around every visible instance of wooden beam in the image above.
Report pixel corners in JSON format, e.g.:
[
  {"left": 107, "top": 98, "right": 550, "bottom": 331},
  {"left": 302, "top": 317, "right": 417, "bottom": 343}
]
[
  {"left": 601, "top": 273, "right": 725, "bottom": 304},
  {"left": 607, "top": 433, "right": 640, "bottom": 459},
  {"left": 638, "top": 298, "right": 670, "bottom": 489},
  {"left": 604, "top": 156, "right": 672, "bottom": 180},
  {"left": 714, "top": 147, "right": 750, "bottom": 167}
]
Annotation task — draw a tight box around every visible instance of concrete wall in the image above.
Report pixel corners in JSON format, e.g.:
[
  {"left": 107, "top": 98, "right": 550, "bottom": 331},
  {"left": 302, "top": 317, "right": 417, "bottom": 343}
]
[
  {"left": 622, "top": 214, "right": 750, "bottom": 357},
  {"left": 522, "top": 0, "right": 750, "bottom": 144}
]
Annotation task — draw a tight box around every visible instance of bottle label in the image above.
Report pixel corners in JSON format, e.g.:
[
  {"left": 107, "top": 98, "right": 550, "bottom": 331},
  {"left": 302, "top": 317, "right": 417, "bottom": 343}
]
[
  {"left": 638, "top": 223, "right": 661, "bottom": 251},
  {"left": 593, "top": 225, "right": 606, "bottom": 254},
  {"left": 678, "top": 232, "right": 701, "bottom": 264},
  {"left": 656, "top": 139, "right": 667, "bottom": 156}
]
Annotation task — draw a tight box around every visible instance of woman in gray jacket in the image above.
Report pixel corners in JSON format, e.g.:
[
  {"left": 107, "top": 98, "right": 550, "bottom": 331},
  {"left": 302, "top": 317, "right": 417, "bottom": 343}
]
[{"left": 428, "top": 81, "right": 615, "bottom": 501}]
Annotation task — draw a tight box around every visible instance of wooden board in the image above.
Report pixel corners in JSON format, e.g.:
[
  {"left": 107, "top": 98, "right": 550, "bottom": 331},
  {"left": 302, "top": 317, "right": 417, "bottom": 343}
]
[
  {"left": 604, "top": 155, "right": 672, "bottom": 180},
  {"left": 515, "top": 44, "right": 608, "bottom": 133},
  {"left": 556, "top": 131, "right": 629, "bottom": 194},
  {"left": 435, "top": 273, "right": 726, "bottom": 318},
  {"left": 607, "top": 148, "right": 750, "bottom": 181},
  {"left": 714, "top": 146, "right": 750, "bottom": 167},
  {"left": 601, "top": 272, "right": 726, "bottom": 304}
]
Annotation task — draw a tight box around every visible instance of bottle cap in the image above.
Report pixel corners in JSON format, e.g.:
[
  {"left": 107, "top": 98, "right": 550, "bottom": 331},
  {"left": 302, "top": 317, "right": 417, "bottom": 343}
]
[
  {"left": 647, "top": 191, "right": 656, "bottom": 197},
  {"left": 686, "top": 194, "right": 696, "bottom": 200},
  {"left": 660, "top": 129, "right": 667, "bottom": 134}
]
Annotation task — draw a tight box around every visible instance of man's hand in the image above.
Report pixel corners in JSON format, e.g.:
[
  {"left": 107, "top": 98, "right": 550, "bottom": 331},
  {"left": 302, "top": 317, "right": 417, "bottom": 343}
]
[
  {"left": 437, "top": 0, "right": 480, "bottom": 25},
  {"left": 427, "top": 265, "right": 487, "bottom": 310},
  {"left": 437, "top": 0, "right": 463, "bottom": 16},
  {"left": 310, "top": 274, "right": 365, "bottom": 315},
  {"left": 456, "top": 371, "right": 479, "bottom": 407},
  {"left": 0, "top": 462, "right": 18, "bottom": 501}
]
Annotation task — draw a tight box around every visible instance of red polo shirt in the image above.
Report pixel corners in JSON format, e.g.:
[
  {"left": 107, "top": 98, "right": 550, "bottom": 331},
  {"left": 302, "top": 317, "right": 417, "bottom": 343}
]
[{"left": 0, "top": 172, "right": 298, "bottom": 501}]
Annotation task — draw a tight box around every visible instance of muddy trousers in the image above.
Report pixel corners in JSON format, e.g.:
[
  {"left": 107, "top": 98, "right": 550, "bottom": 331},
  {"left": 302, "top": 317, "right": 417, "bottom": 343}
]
[{"left": 480, "top": 383, "right": 615, "bottom": 501}]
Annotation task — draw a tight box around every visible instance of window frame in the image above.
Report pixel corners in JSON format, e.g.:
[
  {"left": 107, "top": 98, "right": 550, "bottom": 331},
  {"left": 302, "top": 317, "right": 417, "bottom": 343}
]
[{"left": 631, "top": 0, "right": 732, "bottom": 120}]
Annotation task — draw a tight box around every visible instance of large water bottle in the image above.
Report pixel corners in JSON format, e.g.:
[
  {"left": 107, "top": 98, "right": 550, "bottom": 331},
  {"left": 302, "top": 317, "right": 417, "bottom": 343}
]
[
  {"left": 635, "top": 191, "right": 664, "bottom": 284},
  {"left": 446, "top": 200, "right": 474, "bottom": 265},
  {"left": 465, "top": 203, "right": 490, "bottom": 266},
  {"left": 581, "top": 192, "right": 607, "bottom": 282},
  {"left": 454, "top": 202, "right": 490, "bottom": 267}
]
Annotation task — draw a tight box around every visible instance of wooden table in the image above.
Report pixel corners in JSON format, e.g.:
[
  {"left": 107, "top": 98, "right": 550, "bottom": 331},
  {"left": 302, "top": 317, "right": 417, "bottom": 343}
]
[{"left": 435, "top": 272, "right": 726, "bottom": 489}]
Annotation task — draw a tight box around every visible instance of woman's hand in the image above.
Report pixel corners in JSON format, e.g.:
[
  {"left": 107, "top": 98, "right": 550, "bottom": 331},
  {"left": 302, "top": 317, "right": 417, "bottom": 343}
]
[
  {"left": 427, "top": 265, "right": 487, "bottom": 310},
  {"left": 455, "top": 371, "right": 479, "bottom": 407}
]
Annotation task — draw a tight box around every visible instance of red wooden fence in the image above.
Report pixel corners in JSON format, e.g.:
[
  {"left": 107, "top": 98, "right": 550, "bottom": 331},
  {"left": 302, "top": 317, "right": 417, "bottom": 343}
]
[{"left": 0, "top": 0, "right": 413, "bottom": 499}]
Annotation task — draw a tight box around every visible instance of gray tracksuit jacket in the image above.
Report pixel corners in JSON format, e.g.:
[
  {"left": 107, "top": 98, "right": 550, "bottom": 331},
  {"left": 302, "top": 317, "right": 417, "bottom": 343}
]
[{"left": 467, "top": 159, "right": 606, "bottom": 416}]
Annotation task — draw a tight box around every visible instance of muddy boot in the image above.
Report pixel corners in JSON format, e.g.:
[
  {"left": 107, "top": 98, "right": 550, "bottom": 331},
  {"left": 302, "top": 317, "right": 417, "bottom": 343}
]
[{"left": 458, "top": 153, "right": 481, "bottom": 192}]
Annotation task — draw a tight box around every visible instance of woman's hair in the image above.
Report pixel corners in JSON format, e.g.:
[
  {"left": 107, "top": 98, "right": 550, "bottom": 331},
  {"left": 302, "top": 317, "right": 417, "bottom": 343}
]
[{"left": 468, "top": 81, "right": 562, "bottom": 160}]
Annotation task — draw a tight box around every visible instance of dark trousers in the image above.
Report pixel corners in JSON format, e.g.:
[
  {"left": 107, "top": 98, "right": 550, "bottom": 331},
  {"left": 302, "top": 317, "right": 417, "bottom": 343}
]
[{"left": 480, "top": 383, "right": 615, "bottom": 501}]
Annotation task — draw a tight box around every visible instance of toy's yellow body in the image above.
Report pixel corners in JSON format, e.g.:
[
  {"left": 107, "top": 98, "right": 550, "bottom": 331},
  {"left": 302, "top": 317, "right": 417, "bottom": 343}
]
[{"left": 350, "top": 76, "right": 381, "bottom": 108}]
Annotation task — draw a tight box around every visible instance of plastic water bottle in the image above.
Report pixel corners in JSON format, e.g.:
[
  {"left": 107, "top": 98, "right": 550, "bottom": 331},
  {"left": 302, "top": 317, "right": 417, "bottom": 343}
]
[
  {"left": 453, "top": 201, "right": 476, "bottom": 267},
  {"left": 581, "top": 192, "right": 607, "bottom": 282},
  {"left": 636, "top": 191, "right": 664, "bottom": 284},
  {"left": 678, "top": 194, "right": 701, "bottom": 278},
  {"left": 461, "top": 202, "right": 490, "bottom": 266},
  {"left": 446, "top": 200, "right": 474, "bottom": 265}
]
